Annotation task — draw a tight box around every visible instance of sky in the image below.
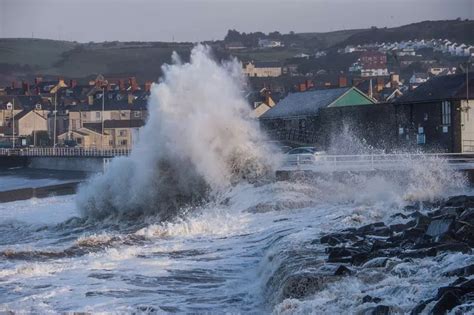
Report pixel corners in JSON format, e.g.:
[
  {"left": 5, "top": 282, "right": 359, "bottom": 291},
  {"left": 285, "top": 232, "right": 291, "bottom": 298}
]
[{"left": 0, "top": 0, "right": 472, "bottom": 42}]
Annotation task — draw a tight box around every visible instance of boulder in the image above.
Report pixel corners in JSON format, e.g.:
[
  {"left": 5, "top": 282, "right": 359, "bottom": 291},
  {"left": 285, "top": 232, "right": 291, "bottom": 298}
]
[
  {"left": 334, "top": 265, "right": 353, "bottom": 276},
  {"left": 430, "top": 291, "right": 461, "bottom": 315},
  {"left": 280, "top": 273, "right": 334, "bottom": 300},
  {"left": 361, "top": 295, "right": 382, "bottom": 304},
  {"left": 425, "top": 216, "right": 455, "bottom": 238}
]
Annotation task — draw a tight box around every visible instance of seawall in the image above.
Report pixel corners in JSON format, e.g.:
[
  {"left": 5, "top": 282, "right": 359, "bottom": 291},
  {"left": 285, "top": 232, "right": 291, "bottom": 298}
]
[
  {"left": 0, "top": 182, "right": 80, "bottom": 203},
  {"left": 27, "top": 157, "right": 105, "bottom": 172}
]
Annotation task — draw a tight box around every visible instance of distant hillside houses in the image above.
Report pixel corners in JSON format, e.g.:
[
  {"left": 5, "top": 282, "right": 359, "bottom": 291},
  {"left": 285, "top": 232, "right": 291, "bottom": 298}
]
[{"left": 342, "top": 39, "right": 474, "bottom": 57}]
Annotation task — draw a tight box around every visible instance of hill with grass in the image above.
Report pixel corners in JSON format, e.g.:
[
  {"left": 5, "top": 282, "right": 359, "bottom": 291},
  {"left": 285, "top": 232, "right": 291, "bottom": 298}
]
[{"left": 0, "top": 20, "right": 472, "bottom": 86}]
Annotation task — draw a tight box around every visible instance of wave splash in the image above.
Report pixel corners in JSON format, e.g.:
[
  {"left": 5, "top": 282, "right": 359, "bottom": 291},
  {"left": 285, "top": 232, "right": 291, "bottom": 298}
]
[{"left": 77, "top": 45, "right": 276, "bottom": 220}]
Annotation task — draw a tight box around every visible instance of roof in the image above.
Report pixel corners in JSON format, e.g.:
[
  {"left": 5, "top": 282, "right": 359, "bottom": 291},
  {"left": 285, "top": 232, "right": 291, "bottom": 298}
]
[
  {"left": 13, "top": 110, "right": 47, "bottom": 121},
  {"left": 83, "top": 119, "right": 145, "bottom": 133},
  {"left": 396, "top": 73, "right": 474, "bottom": 103},
  {"left": 68, "top": 97, "right": 148, "bottom": 112},
  {"left": 260, "top": 87, "right": 352, "bottom": 119},
  {"left": 253, "top": 61, "right": 281, "bottom": 68}
]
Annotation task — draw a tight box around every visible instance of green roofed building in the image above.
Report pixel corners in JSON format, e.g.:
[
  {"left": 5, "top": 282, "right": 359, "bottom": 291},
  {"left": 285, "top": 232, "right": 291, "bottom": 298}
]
[{"left": 259, "top": 87, "right": 375, "bottom": 144}]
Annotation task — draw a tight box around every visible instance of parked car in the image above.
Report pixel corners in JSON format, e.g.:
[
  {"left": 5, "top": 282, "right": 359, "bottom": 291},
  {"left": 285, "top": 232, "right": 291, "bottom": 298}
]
[{"left": 285, "top": 146, "right": 326, "bottom": 165}]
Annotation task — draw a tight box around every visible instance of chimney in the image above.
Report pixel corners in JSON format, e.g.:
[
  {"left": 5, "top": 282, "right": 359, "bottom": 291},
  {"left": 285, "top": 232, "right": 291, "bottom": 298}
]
[
  {"left": 128, "top": 94, "right": 134, "bottom": 105},
  {"left": 376, "top": 77, "right": 384, "bottom": 92},
  {"left": 129, "top": 77, "right": 138, "bottom": 92},
  {"left": 119, "top": 79, "right": 125, "bottom": 91},
  {"left": 69, "top": 79, "right": 77, "bottom": 88},
  {"left": 145, "top": 81, "right": 152, "bottom": 92},
  {"left": 339, "top": 75, "right": 348, "bottom": 87},
  {"left": 22, "top": 81, "right": 30, "bottom": 94},
  {"left": 88, "top": 95, "right": 94, "bottom": 105}
]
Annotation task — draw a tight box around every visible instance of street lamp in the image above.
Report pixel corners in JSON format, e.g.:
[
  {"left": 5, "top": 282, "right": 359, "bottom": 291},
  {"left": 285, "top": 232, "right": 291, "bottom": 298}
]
[{"left": 53, "top": 92, "right": 57, "bottom": 147}]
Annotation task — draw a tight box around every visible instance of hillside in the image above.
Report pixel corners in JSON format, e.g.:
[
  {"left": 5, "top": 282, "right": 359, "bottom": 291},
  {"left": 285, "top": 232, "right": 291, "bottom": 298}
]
[
  {"left": 336, "top": 20, "right": 474, "bottom": 48},
  {"left": 0, "top": 20, "right": 472, "bottom": 86}
]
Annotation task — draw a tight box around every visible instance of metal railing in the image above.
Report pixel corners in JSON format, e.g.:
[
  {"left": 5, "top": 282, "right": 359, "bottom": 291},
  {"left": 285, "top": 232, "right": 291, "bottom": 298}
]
[
  {"left": 282, "top": 152, "right": 474, "bottom": 172},
  {"left": 0, "top": 147, "right": 131, "bottom": 157}
]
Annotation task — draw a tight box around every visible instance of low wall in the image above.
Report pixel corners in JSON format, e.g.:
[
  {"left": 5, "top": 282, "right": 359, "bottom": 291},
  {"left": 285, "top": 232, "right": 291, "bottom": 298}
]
[
  {"left": 28, "top": 157, "right": 105, "bottom": 172},
  {"left": 0, "top": 156, "right": 28, "bottom": 169},
  {"left": 0, "top": 182, "right": 80, "bottom": 203}
]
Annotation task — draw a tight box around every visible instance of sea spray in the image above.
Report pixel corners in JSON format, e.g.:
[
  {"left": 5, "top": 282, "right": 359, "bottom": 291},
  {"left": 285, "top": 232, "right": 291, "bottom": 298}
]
[{"left": 77, "top": 45, "right": 277, "bottom": 220}]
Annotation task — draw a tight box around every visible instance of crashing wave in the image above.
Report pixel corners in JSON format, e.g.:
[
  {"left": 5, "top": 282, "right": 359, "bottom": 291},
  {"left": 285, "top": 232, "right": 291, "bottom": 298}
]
[{"left": 77, "top": 45, "right": 277, "bottom": 221}]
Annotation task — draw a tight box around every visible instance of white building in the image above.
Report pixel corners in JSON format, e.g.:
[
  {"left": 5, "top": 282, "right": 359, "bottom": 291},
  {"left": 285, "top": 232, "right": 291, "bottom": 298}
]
[{"left": 258, "top": 39, "right": 283, "bottom": 48}]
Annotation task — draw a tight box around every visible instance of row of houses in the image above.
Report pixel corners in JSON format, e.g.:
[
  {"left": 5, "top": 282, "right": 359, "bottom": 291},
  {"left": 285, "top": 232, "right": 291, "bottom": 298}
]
[
  {"left": 259, "top": 73, "right": 474, "bottom": 153},
  {"left": 342, "top": 39, "right": 474, "bottom": 57},
  {"left": 0, "top": 76, "right": 150, "bottom": 149}
]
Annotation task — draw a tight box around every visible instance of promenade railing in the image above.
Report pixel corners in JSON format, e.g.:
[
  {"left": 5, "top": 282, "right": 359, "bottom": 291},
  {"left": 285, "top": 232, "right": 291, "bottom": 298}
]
[
  {"left": 0, "top": 147, "right": 131, "bottom": 157},
  {"left": 282, "top": 152, "right": 474, "bottom": 172}
]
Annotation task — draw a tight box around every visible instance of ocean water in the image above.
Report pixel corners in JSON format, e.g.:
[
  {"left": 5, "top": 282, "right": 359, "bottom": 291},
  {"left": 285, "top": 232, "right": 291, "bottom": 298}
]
[
  {"left": 0, "top": 177, "right": 472, "bottom": 314},
  {"left": 1, "top": 45, "right": 472, "bottom": 313}
]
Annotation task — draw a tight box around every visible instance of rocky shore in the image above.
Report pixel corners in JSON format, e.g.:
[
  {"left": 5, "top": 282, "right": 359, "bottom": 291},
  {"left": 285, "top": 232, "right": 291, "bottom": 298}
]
[{"left": 273, "top": 195, "right": 474, "bottom": 314}]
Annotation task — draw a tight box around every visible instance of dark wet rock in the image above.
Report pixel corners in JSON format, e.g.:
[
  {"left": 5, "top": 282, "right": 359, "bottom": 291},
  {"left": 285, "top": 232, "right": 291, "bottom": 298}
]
[
  {"left": 443, "top": 195, "right": 474, "bottom": 208},
  {"left": 433, "top": 242, "right": 471, "bottom": 254},
  {"left": 414, "top": 214, "right": 431, "bottom": 230},
  {"left": 443, "top": 264, "right": 474, "bottom": 277},
  {"left": 389, "top": 223, "right": 411, "bottom": 233},
  {"left": 361, "top": 295, "right": 382, "bottom": 304},
  {"left": 390, "top": 212, "right": 408, "bottom": 219},
  {"left": 327, "top": 247, "right": 365, "bottom": 263},
  {"left": 334, "top": 265, "right": 353, "bottom": 276},
  {"left": 430, "top": 291, "right": 461, "bottom": 315},
  {"left": 362, "top": 257, "right": 389, "bottom": 268},
  {"left": 320, "top": 234, "right": 343, "bottom": 246},
  {"left": 459, "top": 208, "right": 474, "bottom": 222},
  {"left": 281, "top": 273, "right": 335, "bottom": 300},
  {"left": 410, "top": 298, "right": 435, "bottom": 314},
  {"left": 425, "top": 216, "right": 455, "bottom": 238},
  {"left": 356, "top": 222, "right": 390, "bottom": 237},
  {"left": 361, "top": 305, "right": 391, "bottom": 315}
]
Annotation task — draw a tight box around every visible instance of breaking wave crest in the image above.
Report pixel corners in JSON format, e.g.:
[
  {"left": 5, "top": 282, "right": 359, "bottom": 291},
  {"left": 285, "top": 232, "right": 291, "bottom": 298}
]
[{"left": 77, "top": 45, "right": 276, "bottom": 220}]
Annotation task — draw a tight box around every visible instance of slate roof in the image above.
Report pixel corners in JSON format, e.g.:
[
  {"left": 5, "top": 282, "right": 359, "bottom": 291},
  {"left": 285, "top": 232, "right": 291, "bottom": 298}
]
[
  {"left": 253, "top": 61, "right": 281, "bottom": 68},
  {"left": 260, "top": 87, "right": 351, "bottom": 119},
  {"left": 396, "top": 73, "right": 474, "bottom": 103},
  {"left": 0, "top": 96, "right": 23, "bottom": 110},
  {"left": 83, "top": 120, "right": 145, "bottom": 133},
  {"left": 13, "top": 110, "right": 46, "bottom": 121},
  {"left": 68, "top": 97, "right": 148, "bottom": 111}
]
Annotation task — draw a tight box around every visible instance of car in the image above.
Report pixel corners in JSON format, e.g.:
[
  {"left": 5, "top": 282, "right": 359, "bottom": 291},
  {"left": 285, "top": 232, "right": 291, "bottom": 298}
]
[{"left": 285, "top": 146, "right": 326, "bottom": 165}]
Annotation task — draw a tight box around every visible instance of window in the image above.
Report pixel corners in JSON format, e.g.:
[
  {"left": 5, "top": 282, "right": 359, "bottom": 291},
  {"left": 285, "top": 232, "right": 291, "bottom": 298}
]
[
  {"left": 6, "top": 103, "right": 12, "bottom": 110},
  {"left": 76, "top": 138, "right": 82, "bottom": 144},
  {"left": 134, "top": 111, "right": 141, "bottom": 118},
  {"left": 95, "top": 111, "right": 101, "bottom": 119},
  {"left": 119, "top": 129, "right": 128, "bottom": 137},
  {"left": 35, "top": 104, "right": 42, "bottom": 110},
  {"left": 442, "top": 101, "right": 451, "bottom": 125},
  {"left": 120, "top": 139, "right": 128, "bottom": 146},
  {"left": 121, "top": 112, "right": 127, "bottom": 118}
]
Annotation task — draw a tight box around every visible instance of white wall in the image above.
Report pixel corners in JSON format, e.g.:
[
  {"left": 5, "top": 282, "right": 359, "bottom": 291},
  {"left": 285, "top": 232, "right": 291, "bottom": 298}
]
[{"left": 461, "top": 100, "right": 474, "bottom": 152}]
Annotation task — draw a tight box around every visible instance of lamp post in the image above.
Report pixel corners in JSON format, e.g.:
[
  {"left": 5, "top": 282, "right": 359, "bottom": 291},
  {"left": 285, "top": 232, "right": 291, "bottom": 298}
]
[
  {"left": 11, "top": 99, "right": 15, "bottom": 149},
  {"left": 33, "top": 106, "right": 36, "bottom": 147},
  {"left": 53, "top": 92, "right": 57, "bottom": 147},
  {"left": 101, "top": 86, "right": 105, "bottom": 149}
]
